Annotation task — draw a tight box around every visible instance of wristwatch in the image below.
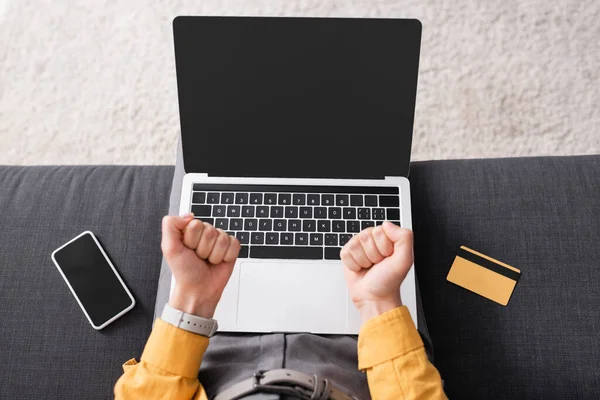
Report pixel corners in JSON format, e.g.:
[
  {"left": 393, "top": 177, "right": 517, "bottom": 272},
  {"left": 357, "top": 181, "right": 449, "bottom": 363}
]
[{"left": 161, "top": 303, "right": 219, "bottom": 337}]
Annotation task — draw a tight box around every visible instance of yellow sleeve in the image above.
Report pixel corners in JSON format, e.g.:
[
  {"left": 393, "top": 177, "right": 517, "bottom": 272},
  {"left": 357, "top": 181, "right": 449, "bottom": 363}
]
[
  {"left": 114, "top": 318, "right": 209, "bottom": 400},
  {"left": 358, "top": 306, "right": 447, "bottom": 400}
]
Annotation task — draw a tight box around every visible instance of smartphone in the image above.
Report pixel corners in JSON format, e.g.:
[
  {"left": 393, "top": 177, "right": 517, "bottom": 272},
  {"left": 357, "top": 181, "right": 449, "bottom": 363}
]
[{"left": 51, "top": 231, "right": 135, "bottom": 330}]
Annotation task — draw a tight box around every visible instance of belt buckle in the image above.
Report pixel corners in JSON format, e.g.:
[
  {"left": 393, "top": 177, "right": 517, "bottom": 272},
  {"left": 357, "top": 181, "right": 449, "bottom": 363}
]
[{"left": 253, "top": 370, "right": 311, "bottom": 399}]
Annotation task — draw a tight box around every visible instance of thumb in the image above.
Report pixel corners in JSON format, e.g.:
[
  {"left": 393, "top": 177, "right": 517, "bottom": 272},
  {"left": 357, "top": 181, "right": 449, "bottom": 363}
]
[
  {"left": 382, "top": 222, "right": 414, "bottom": 271},
  {"left": 382, "top": 222, "right": 413, "bottom": 247},
  {"left": 161, "top": 214, "right": 194, "bottom": 257}
]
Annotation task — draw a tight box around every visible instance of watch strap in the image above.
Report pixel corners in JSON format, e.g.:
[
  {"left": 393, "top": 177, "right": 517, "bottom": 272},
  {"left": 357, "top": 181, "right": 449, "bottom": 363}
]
[{"left": 161, "top": 303, "right": 218, "bottom": 337}]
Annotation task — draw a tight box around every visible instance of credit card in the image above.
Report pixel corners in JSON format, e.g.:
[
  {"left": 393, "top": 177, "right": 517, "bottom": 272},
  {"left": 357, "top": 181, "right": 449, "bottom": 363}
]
[{"left": 447, "top": 246, "right": 521, "bottom": 306}]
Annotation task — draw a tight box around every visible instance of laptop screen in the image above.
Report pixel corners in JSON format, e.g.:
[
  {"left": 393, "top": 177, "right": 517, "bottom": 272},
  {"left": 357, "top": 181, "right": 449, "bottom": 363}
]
[{"left": 174, "top": 17, "right": 421, "bottom": 178}]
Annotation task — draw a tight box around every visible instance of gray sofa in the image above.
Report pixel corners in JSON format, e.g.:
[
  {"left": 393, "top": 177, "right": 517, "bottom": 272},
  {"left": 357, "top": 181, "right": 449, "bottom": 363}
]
[{"left": 1, "top": 156, "right": 599, "bottom": 399}]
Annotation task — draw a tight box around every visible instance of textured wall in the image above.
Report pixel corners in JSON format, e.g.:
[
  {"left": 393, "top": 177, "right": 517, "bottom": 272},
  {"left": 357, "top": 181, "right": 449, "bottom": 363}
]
[{"left": 0, "top": 0, "right": 599, "bottom": 165}]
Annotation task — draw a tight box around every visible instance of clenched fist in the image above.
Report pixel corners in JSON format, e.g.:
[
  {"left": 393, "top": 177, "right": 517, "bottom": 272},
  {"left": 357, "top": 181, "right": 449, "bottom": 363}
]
[
  {"left": 162, "top": 214, "right": 240, "bottom": 318},
  {"left": 341, "top": 222, "right": 414, "bottom": 323}
]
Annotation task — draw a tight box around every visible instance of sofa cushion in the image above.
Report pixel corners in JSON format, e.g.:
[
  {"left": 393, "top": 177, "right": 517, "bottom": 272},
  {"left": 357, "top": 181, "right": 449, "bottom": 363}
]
[
  {"left": 411, "top": 155, "right": 600, "bottom": 398},
  {"left": 0, "top": 166, "right": 173, "bottom": 399}
]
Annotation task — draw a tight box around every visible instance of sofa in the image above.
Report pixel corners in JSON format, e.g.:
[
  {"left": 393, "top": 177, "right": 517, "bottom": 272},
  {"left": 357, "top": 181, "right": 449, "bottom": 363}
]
[{"left": 1, "top": 155, "right": 599, "bottom": 399}]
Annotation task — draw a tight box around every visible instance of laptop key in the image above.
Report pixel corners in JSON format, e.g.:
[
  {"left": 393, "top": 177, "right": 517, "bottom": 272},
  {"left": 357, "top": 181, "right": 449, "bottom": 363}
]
[
  {"left": 280, "top": 232, "right": 293, "bottom": 245},
  {"left": 191, "top": 205, "right": 211, "bottom": 217},
  {"left": 336, "top": 195, "right": 349, "bottom": 206},
  {"left": 285, "top": 206, "right": 299, "bottom": 218},
  {"left": 238, "top": 245, "right": 249, "bottom": 258},
  {"left": 207, "top": 193, "right": 220, "bottom": 204},
  {"left": 192, "top": 192, "right": 206, "bottom": 204},
  {"left": 270, "top": 206, "right": 283, "bottom": 218},
  {"left": 343, "top": 207, "right": 356, "bottom": 219},
  {"left": 302, "top": 220, "right": 316, "bottom": 232},
  {"left": 390, "top": 221, "right": 401, "bottom": 227},
  {"left": 375, "top": 220, "right": 384, "bottom": 226},
  {"left": 340, "top": 234, "right": 353, "bottom": 246},
  {"left": 250, "top": 245, "right": 322, "bottom": 260},
  {"left": 244, "top": 219, "right": 258, "bottom": 231},
  {"left": 358, "top": 208, "right": 371, "bottom": 220},
  {"left": 328, "top": 207, "right": 342, "bottom": 219},
  {"left": 288, "top": 219, "right": 301, "bottom": 231},
  {"left": 213, "top": 205, "right": 226, "bottom": 217},
  {"left": 278, "top": 193, "right": 292, "bottom": 205},
  {"left": 235, "top": 193, "right": 249, "bottom": 204},
  {"left": 256, "top": 206, "right": 269, "bottom": 218},
  {"left": 387, "top": 209, "right": 400, "bottom": 221},
  {"left": 242, "top": 206, "right": 255, "bottom": 218},
  {"left": 332, "top": 221, "right": 345, "bottom": 232},
  {"left": 293, "top": 194, "right": 306, "bottom": 205},
  {"left": 236, "top": 232, "right": 249, "bottom": 244},
  {"left": 251, "top": 232, "right": 265, "bottom": 244},
  {"left": 350, "top": 195, "right": 363, "bottom": 206},
  {"left": 221, "top": 193, "right": 235, "bottom": 204},
  {"left": 365, "top": 195, "right": 377, "bottom": 206},
  {"left": 379, "top": 196, "right": 400, "bottom": 207},
  {"left": 325, "top": 247, "right": 342, "bottom": 260},
  {"left": 347, "top": 221, "right": 360, "bottom": 233},
  {"left": 299, "top": 207, "right": 312, "bottom": 219},
  {"left": 310, "top": 233, "right": 323, "bottom": 245},
  {"left": 314, "top": 207, "right": 327, "bottom": 219},
  {"left": 317, "top": 220, "right": 331, "bottom": 232},
  {"left": 325, "top": 234, "right": 338, "bottom": 246},
  {"left": 273, "top": 219, "right": 287, "bottom": 231},
  {"left": 197, "top": 217, "right": 214, "bottom": 226},
  {"left": 259, "top": 219, "right": 272, "bottom": 231},
  {"left": 372, "top": 208, "right": 385, "bottom": 220},
  {"left": 266, "top": 232, "right": 279, "bottom": 244},
  {"left": 295, "top": 233, "right": 308, "bottom": 246},
  {"left": 227, "top": 205, "right": 241, "bottom": 217},
  {"left": 322, "top": 195, "right": 334, "bottom": 206},
  {"left": 307, "top": 194, "right": 320, "bottom": 205},
  {"left": 250, "top": 193, "right": 263, "bottom": 204},
  {"left": 230, "top": 218, "right": 243, "bottom": 230},
  {"left": 264, "top": 193, "right": 277, "bottom": 205},
  {"left": 215, "top": 218, "right": 228, "bottom": 230},
  {"left": 361, "top": 221, "right": 375, "bottom": 229}
]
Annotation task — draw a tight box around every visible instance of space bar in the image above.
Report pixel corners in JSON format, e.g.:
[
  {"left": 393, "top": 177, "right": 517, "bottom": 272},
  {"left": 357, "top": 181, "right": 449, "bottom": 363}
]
[{"left": 250, "top": 246, "right": 323, "bottom": 259}]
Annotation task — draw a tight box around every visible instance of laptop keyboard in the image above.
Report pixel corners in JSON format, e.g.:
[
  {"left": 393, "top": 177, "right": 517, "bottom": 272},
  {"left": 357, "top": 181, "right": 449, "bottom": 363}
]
[{"left": 190, "top": 184, "right": 401, "bottom": 260}]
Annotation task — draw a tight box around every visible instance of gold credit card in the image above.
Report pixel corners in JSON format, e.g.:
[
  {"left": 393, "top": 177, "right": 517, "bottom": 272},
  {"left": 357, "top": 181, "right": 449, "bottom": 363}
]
[{"left": 447, "top": 246, "right": 521, "bottom": 306}]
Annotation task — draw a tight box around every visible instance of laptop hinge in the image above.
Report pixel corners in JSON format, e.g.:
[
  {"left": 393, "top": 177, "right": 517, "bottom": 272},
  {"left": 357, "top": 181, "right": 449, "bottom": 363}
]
[{"left": 205, "top": 173, "right": 389, "bottom": 180}]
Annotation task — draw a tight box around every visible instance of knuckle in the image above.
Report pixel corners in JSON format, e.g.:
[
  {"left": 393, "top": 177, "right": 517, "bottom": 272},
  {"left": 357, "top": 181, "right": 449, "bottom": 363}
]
[
  {"left": 340, "top": 247, "right": 348, "bottom": 258},
  {"left": 359, "top": 228, "right": 372, "bottom": 239},
  {"left": 348, "top": 238, "right": 361, "bottom": 251},
  {"left": 189, "top": 219, "right": 200, "bottom": 229},
  {"left": 202, "top": 224, "right": 216, "bottom": 238},
  {"left": 215, "top": 235, "right": 230, "bottom": 250}
]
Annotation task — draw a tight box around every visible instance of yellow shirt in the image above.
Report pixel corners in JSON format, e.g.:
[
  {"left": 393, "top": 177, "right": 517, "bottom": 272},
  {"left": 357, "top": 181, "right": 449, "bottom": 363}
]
[{"left": 115, "top": 306, "right": 446, "bottom": 399}]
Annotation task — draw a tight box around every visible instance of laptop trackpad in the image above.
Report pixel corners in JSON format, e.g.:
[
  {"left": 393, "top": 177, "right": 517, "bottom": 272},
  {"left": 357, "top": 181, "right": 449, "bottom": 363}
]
[{"left": 236, "top": 261, "right": 347, "bottom": 333}]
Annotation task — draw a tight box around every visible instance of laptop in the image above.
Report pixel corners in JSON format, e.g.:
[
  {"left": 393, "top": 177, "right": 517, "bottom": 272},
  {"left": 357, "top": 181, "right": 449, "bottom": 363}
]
[{"left": 171, "top": 16, "right": 422, "bottom": 334}]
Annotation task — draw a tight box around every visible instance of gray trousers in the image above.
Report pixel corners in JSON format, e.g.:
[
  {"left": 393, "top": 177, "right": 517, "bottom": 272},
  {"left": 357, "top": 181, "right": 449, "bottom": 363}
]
[{"left": 154, "top": 139, "right": 434, "bottom": 399}]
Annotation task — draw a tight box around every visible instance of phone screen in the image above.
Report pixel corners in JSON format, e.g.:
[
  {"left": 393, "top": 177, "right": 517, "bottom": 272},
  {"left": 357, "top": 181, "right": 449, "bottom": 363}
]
[{"left": 52, "top": 232, "right": 134, "bottom": 328}]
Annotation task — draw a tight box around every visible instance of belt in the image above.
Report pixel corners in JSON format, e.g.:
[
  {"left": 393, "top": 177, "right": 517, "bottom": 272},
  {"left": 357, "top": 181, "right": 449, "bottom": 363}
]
[{"left": 213, "top": 369, "right": 360, "bottom": 400}]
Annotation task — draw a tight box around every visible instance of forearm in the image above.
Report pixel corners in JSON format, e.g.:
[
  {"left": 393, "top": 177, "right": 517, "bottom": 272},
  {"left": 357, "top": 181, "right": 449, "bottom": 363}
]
[
  {"left": 114, "top": 319, "right": 209, "bottom": 400},
  {"left": 358, "top": 307, "right": 447, "bottom": 400}
]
